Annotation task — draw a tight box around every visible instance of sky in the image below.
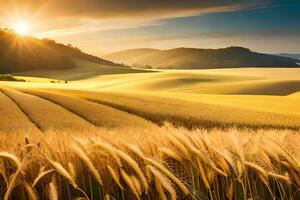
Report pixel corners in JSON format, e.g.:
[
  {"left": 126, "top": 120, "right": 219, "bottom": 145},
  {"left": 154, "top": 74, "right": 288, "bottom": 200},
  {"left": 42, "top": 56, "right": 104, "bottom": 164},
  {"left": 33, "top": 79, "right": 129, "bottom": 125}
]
[{"left": 0, "top": 0, "right": 299, "bottom": 55}]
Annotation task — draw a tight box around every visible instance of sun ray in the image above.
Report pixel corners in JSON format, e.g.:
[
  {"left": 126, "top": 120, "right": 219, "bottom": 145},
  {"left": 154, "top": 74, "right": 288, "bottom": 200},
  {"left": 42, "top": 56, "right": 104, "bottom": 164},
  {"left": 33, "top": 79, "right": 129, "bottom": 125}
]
[{"left": 14, "top": 23, "right": 29, "bottom": 35}]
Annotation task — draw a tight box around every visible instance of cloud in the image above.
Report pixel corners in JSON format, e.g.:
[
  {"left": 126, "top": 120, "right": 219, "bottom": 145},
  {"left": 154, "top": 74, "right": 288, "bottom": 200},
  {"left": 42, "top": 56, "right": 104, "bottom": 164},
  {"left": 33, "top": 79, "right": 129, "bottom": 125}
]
[
  {"left": 0, "top": 0, "right": 270, "bottom": 39},
  {"left": 143, "top": 28, "right": 300, "bottom": 42},
  {"left": 1, "top": 0, "right": 268, "bottom": 20}
]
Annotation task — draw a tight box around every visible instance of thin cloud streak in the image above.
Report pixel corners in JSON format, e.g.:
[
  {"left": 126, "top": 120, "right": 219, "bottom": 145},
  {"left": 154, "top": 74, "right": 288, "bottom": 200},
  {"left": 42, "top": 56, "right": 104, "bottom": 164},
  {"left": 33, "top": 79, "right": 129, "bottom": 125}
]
[
  {"left": 1, "top": 0, "right": 268, "bottom": 38},
  {"left": 0, "top": 0, "right": 268, "bottom": 20}
]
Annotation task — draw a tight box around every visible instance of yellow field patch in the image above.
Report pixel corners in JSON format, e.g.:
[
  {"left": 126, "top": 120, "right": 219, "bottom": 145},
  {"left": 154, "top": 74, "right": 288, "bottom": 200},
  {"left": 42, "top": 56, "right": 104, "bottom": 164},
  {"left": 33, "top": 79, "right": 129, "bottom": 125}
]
[
  {"left": 1, "top": 88, "right": 97, "bottom": 133},
  {"left": 156, "top": 92, "right": 300, "bottom": 116},
  {"left": 0, "top": 90, "right": 40, "bottom": 134},
  {"left": 22, "top": 89, "right": 156, "bottom": 129},
  {"left": 2, "top": 67, "right": 300, "bottom": 130},
  {"left": 49, "top": 89, "right": 300, "bottom": 129}
]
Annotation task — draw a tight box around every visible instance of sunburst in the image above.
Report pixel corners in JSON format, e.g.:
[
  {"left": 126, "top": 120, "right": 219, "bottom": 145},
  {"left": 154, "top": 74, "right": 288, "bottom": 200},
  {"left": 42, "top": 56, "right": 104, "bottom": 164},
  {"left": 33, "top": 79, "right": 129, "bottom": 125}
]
[{"left": 14, "top": 23, "right": 29, "bottom": 35}]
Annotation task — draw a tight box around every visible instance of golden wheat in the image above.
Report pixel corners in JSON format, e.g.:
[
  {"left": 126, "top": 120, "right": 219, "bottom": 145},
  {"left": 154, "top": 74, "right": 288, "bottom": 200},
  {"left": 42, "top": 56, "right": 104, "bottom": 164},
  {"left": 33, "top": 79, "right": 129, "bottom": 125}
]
[
  {"left": 148, "top": 166, "right": 177, "bottom": 200},
  {"left": 48, "top": 177, "right": 58, "bottom": 200},
  {"left": 0, "top": 90, "right": 40, "bottom": 134},
  {"left": 2, "top": 88, "right": 96, "bottom": 133},
  {"left": 59, "top": 89, "right": 300, "bottom": 130},
  {"left": 0, "top": 126, "right": 298, "bottom": 199},
  {"left": 120, "top": 169, "right": 140, "bottom": 199},
  {"left": 116, "top": 149, "right": 149, "bottom": 192},
  {"left": 0, "top": 151, "right": 21, "bottom": 168},
  {"left": 22, "top": 89, "right": 155, "bottom": 129},
  {"left": 107, "top": 164, "right": 124, "bottom": 190},
  {"left": 32, "top": 169, "right": 54, "bottom": 187},
  {"left": 71, "top": 144, "right": 103, "bottom": 185},
  {"left": 23, "top": 182, "right": 38, "bottom": 200},
  {"left": 47, "top": 159, "right": 77, "bottom": 188}
]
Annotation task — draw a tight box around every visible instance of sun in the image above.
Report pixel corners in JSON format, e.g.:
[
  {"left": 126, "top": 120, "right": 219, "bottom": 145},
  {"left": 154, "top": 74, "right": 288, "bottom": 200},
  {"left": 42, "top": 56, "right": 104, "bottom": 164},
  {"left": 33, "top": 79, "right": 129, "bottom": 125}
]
[{"left": 14, "top": 23, "right": 29, "bottom": 35}]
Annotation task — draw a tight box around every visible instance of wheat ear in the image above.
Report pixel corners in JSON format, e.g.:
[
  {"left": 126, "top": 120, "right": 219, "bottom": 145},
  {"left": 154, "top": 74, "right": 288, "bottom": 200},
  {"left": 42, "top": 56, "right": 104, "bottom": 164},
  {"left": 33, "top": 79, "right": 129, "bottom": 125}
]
[{"left": 71, "top": 144, "right": 103, "bottom": 185}]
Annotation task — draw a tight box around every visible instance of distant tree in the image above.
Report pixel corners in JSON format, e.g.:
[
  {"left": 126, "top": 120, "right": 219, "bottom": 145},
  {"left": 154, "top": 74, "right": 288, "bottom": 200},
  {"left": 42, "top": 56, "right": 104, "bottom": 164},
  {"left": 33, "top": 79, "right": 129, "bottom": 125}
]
[
  {"left": 41, "top": 38, "right": 56, "bottom": 44},
  {"left": 0, "top": 74, "right": 25, "bottom": 82},
  {"left": 144, "top": 65, "right": 153, "bottom": 69},
  {"left": 132, "top": 63, "right": 144, "bottom": 68}
]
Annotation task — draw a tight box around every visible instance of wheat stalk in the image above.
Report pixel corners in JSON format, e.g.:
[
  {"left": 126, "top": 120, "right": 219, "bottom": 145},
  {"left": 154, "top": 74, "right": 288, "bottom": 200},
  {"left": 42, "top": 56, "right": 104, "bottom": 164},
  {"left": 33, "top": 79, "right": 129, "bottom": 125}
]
[
  {"left": 71, "top": 144, "right": 103, "bottom": 185},
  {"left": 120, "top": 169, "right": 140, "bottom": 199},
  {"left": 68, "top": 162, "right": 77, "bottom": 181},
  {"left": 131, "top": 175, "right": 142, "bottom": 196},
  {"left": 154, "top": 177, "right": 167, "bottom": 200},
  {"left": 116, "top": 149, "right": 149, "bottom": 192},
  {"left": 268, "top": 172, "right": 291, "bottom": 184},
  {"left": 245, "top": 161, "right": 268, "bottom": 180},
  {"left": 0, "top": 151, "right": 21, "bottom": 168},
  {"left": 148, "top": 166, "right": 177, "bottom": 200},
  {"left": 124, "top": 144, "right": 145, "bottom": 159},
  {"left": 104, "top": 194, "right": 111, "bottom": 200},
  {"left": 48, "top": 177, "right": 58, "bottom": 200},
  {"left": 23, "top": 182, "right": 38, "bottom": 200},
  {"left": 145, "top": 157, "right": 189, "bottom": 195},
  {"left": 167, "top": 134, "right": 190, "bottom": 159},
  {"left": 159, "top": 147, "right": 182, "bottom": 162},
  {"left": 107, "top": 164, "right": 124, "bottom": 190},
  {"left": 0, "top": 160, "right": 8, "bottom": 185},
  {"left": 4, "top": 158, "right": 27, "bottom": 200},
  {"left": 32, "top": 169, "right": 54, "bottom": 187},
  {"left": 94, "top": 141, "right": 122, "bottom": 167},
  {"left": 47, "top": 159, "right": 77, "bottom": 188},
  {"left": 196, "top": 157, "right": 210, "bottom": 189}
]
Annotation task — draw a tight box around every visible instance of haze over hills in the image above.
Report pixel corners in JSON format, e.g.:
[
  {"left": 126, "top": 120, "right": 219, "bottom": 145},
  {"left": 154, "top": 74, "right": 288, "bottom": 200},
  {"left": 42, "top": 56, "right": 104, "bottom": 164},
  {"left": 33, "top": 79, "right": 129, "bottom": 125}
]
[
  {"left": 1, "top": 27, "right": 299, "bottom": 81},
  {"left": 0, "top": 29, "right": 126, "bottom": 74},
  {"left": 277, "top": 53, "right": 300, "bottom": 60},
  {"left": 105, "top": 47, "right": 299, "bottom": 69}
]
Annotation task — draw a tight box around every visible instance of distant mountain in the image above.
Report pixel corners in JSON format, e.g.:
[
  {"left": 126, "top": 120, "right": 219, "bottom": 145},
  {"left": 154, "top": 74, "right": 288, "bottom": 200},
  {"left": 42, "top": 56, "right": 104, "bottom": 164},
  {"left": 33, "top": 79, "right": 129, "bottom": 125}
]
[
  {"left": 0, "top": 29, "right": 125, "bottom": 73},
  {"left": 277, "top": 53, "right": 300, "bottom": 60},
  {"left": 105, "top": 47, "right": 299, "bottom": 69}
]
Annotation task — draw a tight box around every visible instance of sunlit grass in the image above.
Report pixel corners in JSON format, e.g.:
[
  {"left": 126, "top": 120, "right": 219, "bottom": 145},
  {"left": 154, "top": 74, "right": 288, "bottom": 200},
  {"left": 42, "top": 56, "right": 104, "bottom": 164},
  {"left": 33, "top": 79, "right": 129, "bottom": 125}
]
[
  {"left": 0, "top": 90, "right": 40, "bottom": 134},
  {"left": 21, "top": 89, "right": 156, "bottom": 129},
  {"left": 0, "top": 67, "right": 300, "bottom": 199},
  {"left": 54, "top": 89, "right": 300, "bottom": 130},
  {"left": 1, "top": 88, "right": 97, "bottom": 133},
  {"left": 0, "top": 126, "right": 299, "bottom": 199}
]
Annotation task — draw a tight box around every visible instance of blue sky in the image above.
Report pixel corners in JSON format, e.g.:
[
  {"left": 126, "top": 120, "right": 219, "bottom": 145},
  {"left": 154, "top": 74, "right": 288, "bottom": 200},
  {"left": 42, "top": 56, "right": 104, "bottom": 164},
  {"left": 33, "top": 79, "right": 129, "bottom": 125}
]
[
  {"left": 91, "top": 0, "right": 299, "bottom": 54},
  {"left": 1, "top": 0, "right": 299, "bottom": 54}
]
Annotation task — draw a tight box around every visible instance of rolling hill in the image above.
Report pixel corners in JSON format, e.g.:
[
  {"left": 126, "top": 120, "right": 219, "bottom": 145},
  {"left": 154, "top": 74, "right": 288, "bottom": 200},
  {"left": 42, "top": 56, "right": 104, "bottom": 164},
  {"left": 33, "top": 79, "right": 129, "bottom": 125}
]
[
  {"left": 0, "top": 28, "right": 126, "bottom": 74},
  {"left": 277, "top": 53, "right": 300, "bottom": 60},
  {"left": 2, "top": 67, "right": 300, "bottom": 130},
  {"left": 105, "top": 47, "right": 299, "bottom": 69}
]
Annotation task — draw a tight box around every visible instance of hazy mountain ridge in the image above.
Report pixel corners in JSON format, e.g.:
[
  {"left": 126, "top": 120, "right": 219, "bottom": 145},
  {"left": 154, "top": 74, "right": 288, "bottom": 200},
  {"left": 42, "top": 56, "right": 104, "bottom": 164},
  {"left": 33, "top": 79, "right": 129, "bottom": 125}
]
[
  {"left": 105, "top": 47, "right": 299, "bottom": 69},
  {"left": 277, "top": 53, "right": 300, "bottom": 60},
  {"left": 0, "top": 29, "right": 125, "bottom": 73}
]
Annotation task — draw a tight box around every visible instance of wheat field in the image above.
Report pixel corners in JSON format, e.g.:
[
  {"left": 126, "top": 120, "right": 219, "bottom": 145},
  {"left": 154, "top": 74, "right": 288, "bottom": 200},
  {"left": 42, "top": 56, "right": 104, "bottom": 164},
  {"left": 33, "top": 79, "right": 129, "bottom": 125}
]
[
  {"left": 0, "top": 126, "right": 299, "bottom": 200},
  {"left": 19, "top": 89, "right": 156, "bottom": 129},
  {"left": 0, "top": 90, "right": 40, "bottom": 134},
  {"left": 1, "top": 88, "right": 97, "bottom": 133},
  {"left": 0, "top": 68, "right": 300, "bottom": 199},
  {"left": 45, "top": 89, "right": 300, "bottom": 130}
]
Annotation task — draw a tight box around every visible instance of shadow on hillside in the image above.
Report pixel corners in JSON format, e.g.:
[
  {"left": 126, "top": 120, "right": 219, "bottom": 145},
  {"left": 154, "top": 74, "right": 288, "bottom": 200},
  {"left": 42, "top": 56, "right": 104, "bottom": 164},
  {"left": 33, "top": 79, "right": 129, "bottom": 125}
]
[{"left": 179, "top": 80, "right": 300, "bottom": 96}]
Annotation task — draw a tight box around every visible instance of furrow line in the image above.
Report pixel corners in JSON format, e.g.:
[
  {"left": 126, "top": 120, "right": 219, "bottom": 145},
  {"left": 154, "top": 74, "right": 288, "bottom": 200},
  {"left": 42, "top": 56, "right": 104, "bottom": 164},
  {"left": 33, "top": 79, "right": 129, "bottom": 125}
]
[
  {"left": 21, "top": 91, "right": 99, "bottom": 129},
  {"left": 85, "top": 97, "right": 300, "bottom": 131},
  {"left": 85, "top": 98, "right": 161, "bottom": 125},
  {"left": 0, "top": 88, "right": 43, "bottom": 132}
]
